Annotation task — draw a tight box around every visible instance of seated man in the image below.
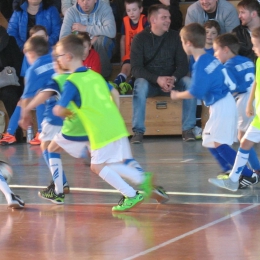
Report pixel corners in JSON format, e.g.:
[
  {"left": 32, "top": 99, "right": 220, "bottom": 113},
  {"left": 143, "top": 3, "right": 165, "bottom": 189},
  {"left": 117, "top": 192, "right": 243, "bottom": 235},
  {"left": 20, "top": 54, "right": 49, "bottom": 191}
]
[
  {"left": 130, "top": 4, "right": 197, "bottom": 143},
  {"left": 60, "top": 0, "right": 116, "bottom": 79}
]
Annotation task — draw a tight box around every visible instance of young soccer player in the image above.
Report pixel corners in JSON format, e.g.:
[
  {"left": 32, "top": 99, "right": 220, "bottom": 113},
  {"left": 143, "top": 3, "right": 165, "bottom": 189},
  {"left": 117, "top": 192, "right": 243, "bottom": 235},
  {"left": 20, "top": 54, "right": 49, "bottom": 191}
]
[
  {"left": 77, "top": 32, "right": 101, "bottom": 74},
  {"left": 208, "top": 27, "right": 260, "bottom": 191},
  {"left": 213, "top": 33, "right": 260, "bottom": 188},
  {"left": 112, "top": 0, "right": 149, "bottom": 94},
  {"left": 39, "top": 34, "right": 168, "bottom": 210},
  {"left": 0, "top": 158, "right": 25, "bottom": 208},
  {"left": 170, "top": 23, "right": 250, "bottom": 183}
]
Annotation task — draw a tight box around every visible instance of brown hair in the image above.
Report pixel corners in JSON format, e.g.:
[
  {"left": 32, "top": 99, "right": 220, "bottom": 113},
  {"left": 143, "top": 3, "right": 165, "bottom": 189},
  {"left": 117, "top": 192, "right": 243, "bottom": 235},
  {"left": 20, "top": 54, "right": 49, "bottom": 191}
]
[
  {"left": 124, "top": 0, "right": 143, "bottom": 8},
  {"left": 23, "top": 36, "right": 49, "bottom": 56},
  {"left": 238, "top": 0, "right": 260, "bottom": 17},
  {"left": 29, "top": 25, "right": 48, "bottom": 37},
  {"left": 214, "top": 33, "right": 240, "bottom": 55},
  {"left": 203, "top": 20, "right": 221, "bottom": 35},
  {"left": 77, "top": 32, "right": 91, "bottom": 45},
  {"left": 148, "top": 4, "right": 170, "bottom": 23}
]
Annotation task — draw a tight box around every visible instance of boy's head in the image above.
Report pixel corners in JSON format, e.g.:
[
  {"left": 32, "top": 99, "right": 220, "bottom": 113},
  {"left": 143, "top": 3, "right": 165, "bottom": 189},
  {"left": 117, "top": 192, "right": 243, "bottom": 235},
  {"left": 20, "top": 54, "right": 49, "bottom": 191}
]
[
  {"left": 237, "top": 0, "right": 260, "bottom": 27},
  {"left": 125, "top": 0, "right": 143, "bottom": 23},
  {"left": 251, "top": 26, "right": 260, "bottom": 57},
  {"left": 55, "top": 34, "right": 84, "bottom": 70},
  {"left": 213, "top": 33, "right": 239, "bottom": 63},
  {"left": 23, "top": 36, "right": 49, "bottom": 65},
  {"left": 77, "top": 32, "right": 91, "bottom": 60},
  {"left": 180, "top": 23, "right": 206, "bottom": 55},
  {"left": 203, "top": 20, "right": 221, "bottom": 48},
  {"left": 29, "top": 25, "right": 48, "bottom": 41}
]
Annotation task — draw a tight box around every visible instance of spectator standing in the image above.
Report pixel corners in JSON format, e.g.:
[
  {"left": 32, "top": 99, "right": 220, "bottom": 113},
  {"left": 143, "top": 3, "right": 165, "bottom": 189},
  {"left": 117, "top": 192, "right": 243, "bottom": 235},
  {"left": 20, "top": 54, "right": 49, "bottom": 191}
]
[
  {"left": 60, "top": 0, "right": 116, "bottom": 79},
  {"left": 130, "top": 5, "right": 197, "bottom": 143},
  {"left": 185, "top": 0, "right": 240, "bottom": 34}
]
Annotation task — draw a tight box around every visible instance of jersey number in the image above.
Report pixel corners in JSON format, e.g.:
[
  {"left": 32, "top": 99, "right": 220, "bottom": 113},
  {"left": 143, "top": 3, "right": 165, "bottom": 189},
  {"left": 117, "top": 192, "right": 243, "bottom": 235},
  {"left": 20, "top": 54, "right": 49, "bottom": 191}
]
[{"left": 221, "top": 68, "right": 236, "bottom": 91}]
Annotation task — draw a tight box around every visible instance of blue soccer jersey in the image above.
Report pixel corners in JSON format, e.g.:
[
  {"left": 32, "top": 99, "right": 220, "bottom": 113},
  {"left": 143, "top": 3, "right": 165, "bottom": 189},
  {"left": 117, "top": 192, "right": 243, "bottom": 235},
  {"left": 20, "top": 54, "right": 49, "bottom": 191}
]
[
  {"left": 22, "top": 53, "right": 54, "bottom": 99},
  {"left": 224, "top": 55, "right": 255, "bottom": 94},
  {"left": 189, "top": 53, "right": 235, "bottom": 106}
]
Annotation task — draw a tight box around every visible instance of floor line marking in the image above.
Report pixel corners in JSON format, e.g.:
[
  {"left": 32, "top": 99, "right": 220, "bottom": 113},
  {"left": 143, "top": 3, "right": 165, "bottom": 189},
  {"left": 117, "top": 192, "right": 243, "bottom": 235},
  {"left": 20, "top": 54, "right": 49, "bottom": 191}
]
[
  {"left": 123, "top": 204, "right": 258, "bottom": 260},
  {"left": 9, "top": 185, "right": 242, "bottom": 197}
]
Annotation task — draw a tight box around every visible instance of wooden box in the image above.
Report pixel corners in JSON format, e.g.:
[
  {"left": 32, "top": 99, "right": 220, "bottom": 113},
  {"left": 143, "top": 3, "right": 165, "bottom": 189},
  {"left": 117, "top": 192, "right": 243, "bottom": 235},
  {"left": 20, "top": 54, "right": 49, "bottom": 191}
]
[{"left": 119, "top": 96, "right": 182, "bottom": 135}]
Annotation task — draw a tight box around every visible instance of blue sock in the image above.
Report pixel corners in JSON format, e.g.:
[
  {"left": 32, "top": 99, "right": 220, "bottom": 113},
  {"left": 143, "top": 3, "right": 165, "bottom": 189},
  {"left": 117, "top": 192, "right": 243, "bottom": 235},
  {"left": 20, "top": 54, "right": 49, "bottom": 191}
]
[
  {"left": 7, "top": 106, "right": 21, "bottom": 135},
  {"left": 36, "top": 104, "right": 45, "bottom": 133},
  {"left": 248, "top": 148, "right": 260, "bottom": 171},
  {"left": 216, "top": 144, "right": 253, "bottom": 177},
  {"left": 114, "top": 73, "right": 126, "bottom": 86},
  {"left": 208, "top": 148, "right": 230, "bottom": 172}
]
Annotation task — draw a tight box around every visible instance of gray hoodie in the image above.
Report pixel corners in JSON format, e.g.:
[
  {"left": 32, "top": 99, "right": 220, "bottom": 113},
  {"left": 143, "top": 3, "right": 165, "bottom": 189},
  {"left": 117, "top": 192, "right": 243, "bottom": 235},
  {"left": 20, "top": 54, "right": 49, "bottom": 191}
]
[
  {"left": 59, "top": 0, "right": 116, "bottom": 39},
  {"left": 185, "top": 0, "right": 239, "bottom": 34}
]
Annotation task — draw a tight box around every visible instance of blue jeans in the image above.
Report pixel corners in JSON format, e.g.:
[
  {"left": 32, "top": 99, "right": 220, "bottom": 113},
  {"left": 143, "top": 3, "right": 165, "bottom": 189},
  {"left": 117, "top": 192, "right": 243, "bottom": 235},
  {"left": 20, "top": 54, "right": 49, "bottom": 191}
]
[{"left": 132, "top": 77, "right": 197, "bottom": 133}]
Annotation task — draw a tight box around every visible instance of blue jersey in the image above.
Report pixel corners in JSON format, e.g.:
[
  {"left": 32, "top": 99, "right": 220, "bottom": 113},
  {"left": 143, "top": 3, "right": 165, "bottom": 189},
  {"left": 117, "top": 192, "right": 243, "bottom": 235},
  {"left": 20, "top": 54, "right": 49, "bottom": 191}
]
[
  {"left": 189, "top": 53, "right": 234, "bottom": 106},
  {"left": 22, "top": 53, "right": 54, "bottom": 99},
  {"left": 40, "top": 78, "right": 63, "bottom": 126},
  {"left": 224, "top": 55, "right": 255, "bottom": 94}
]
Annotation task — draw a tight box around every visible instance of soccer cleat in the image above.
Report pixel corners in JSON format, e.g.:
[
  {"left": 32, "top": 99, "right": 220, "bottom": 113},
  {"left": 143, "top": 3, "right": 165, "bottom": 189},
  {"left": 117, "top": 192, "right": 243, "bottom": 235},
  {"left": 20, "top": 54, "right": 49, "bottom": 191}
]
[
  {"left": 112, "top": 191, "right": 144, "bottom": 212},
  {"left": 151, "top": 186, "right": 169, "bottom": 204},
  {"left": 193, "top": 126, "right": 202, "bottom": 140},
  {"left": 208, "top": 175, "right": 239, "bottom": 191},
  {"left": 0, "top": 133, "right": 16, "bottom": 145},
  {"left": 239, "top": 172, "right": 259, "bottom": 189},
  {"left": 119, "top": 82, "right": 132, "bottom": 95},
  {"left": 38, "top": 187, "right": 65, "bottom": 204},
  {"left": 139, "top": 172, "right": 153, "bottom": 199},
  {"left": 29, "top": 132, "right": 41, "bottom": 145},
  {"left": 42, "top": 180, "right": 70, "bottom": 194},
  {"left": 108, "top": 81, "right": 120, "bottom": 91},
  {"left": 8, "top": 194, "right": 25, "bottom": 209}
]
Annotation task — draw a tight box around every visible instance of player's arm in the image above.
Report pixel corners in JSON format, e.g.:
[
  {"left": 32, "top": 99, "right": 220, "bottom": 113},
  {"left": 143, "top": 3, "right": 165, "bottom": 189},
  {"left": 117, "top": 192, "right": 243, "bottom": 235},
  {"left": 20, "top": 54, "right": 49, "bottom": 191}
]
[
  {"left": 171, "top": 90, "right": 194, "bottom": 100},
  {"left": 111, "top": 87, "right": 120, "bottom": 108},
  {"left": 246, "top": 80, "right": 256, "bottom": 117}
]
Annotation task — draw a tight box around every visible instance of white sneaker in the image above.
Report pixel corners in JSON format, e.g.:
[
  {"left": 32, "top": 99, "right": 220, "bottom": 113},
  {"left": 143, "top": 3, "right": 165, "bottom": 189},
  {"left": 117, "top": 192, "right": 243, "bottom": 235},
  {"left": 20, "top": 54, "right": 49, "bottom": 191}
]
[
  {"left": 193, "top": 126, "right": 202, "bottom": 140},
  {"left": 8, "top": 194, "right": 25, "bottom": 209},
  {"left": 208, "top": 175, "right": 239, "bottom": 191}
]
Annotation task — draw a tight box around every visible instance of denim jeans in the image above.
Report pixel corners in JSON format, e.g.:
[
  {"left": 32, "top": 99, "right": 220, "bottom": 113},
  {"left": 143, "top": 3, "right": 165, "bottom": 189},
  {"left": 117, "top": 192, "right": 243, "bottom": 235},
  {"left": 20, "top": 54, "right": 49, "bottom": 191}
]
[{"left": 132, "top": 77, "right": 197, "bottom": 133}]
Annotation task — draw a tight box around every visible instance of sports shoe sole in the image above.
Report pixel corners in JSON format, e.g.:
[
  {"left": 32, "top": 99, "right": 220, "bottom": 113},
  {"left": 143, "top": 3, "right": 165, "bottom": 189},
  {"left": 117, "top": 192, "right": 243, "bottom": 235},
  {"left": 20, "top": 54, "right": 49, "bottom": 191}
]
[
  {"left": 1, "top": 141, "right": 16, "bottom": 146},
  {"left": 38, "top": 192, "right": 64, "bottom": 205},
  {"left": 112, "top": 200, "right": 143, "bottom": 212},
  {"left": 8, "top": 202, "right": 24, "bottom": 209},
  {"left": 151, "top": 187, "right": 169, "bottom": 204}
]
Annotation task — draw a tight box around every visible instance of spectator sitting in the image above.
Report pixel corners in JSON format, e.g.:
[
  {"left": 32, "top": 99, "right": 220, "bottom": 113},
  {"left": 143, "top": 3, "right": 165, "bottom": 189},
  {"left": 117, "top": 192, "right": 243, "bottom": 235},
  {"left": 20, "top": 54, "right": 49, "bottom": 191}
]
[
  {"left": 111, "top": 0, "right": 149, "bottom": 95},
  {"left": 7, "top": 0, "right": 61, "bottom": 51},
  {"left": 185, "top": 0, "right": 240, "bottom": 34},
  {"left": 77, "top": 32, "right": 101, "bottom": 73},
  {"left": 59, "top": 0, "right": 116, "bottom": 79},
  {"left": 233, "top": 0, "right": 260, "bottom": 63},
  {"left": 130, "top": 4, "right": 197, "bottom": 143}
]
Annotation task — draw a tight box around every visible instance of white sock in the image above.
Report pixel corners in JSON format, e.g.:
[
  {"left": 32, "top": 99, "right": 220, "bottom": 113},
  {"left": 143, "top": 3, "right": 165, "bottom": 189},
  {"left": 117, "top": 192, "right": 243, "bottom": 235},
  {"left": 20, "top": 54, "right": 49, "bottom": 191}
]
[
  {"left": 229, "top": 150, "right": 250, "bottom": 182},
  {"left": 0, "top": 175, "right": 13, "bottom": 204},
  {"left": 99, "top": 166, "right": 136, "bottom": 197},
  {"left": 49, "top": 156, "right": 63, "bottom": 194},
  {"left": 108, "top": 163, "right": 144, "bottom": 184}
]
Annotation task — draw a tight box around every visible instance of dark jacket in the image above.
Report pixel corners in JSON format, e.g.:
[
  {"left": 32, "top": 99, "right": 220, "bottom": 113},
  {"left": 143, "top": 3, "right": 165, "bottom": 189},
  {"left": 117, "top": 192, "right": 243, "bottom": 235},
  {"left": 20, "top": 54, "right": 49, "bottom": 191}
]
[
  {"left": 130, "top": 27, "right": 188, "bottom": 84},
  {"left": 232, "top": 25, "right": 256, "bottom": 63}
]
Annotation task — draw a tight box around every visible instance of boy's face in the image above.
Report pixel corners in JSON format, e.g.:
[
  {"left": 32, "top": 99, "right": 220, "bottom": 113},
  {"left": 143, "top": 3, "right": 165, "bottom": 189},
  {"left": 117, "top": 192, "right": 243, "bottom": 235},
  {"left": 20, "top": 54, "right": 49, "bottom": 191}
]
[
  {"left": 24, "top": 50, "right": 36, "bottom": 65},
  {"left": 252, "top": 37, "right": 260, "bottom": 57},
  {"left": 55, "top": 45, "right": 70, "bottom": 70},
  {"left": 32, "top": 30, "right": 48, "bottom": 41},
  {"left": 125, "top": 3, "right": 143, "bottom": 23},
  {"left": 83, "top": 41, "right": 91, "bottom": 60},
  {"left": 205, "top": 27, "right": 218, "bottom": 46},
  {"left": 238, "top": 6, "right": 253, "bottom": 27},
  {"left": 213, "top": 43, "right": 229, "bottom": 63}
]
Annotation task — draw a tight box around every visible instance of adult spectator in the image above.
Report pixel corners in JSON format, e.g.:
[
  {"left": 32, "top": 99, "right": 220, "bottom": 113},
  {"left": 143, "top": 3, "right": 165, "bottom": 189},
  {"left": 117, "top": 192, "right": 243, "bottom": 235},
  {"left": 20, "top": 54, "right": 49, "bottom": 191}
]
[
  {"left": 7, "top": 0, "right": 61, "bottom": 51},
  {"left": 130, "top": 4, "right": 197, "bottom": 143},
  {"left": 143, "top": 0, "right": 183, "bottom": 31},
  {"left": 0, "top": 0, "right": 14, "bottom": 20},
  {"left": 60, "top": 0, "right": 116, "bottom": 79},
  {"left": 233, "top": 0, "right": 260, "bottom": 62},
  {"left": 0, "top": 26, "right": 23, "bottom": 118},
  {"left": 185, "top": 0, "right": 240, "bottom": 34}
]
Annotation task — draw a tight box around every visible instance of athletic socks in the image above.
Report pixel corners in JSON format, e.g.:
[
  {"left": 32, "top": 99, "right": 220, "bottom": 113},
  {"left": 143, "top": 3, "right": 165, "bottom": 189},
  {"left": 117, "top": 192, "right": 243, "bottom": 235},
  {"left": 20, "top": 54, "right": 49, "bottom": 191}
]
[
  {"left": 99, "top": 166, "right": 136, "bottom": 197},
  {"left": 36, "top": 104, "right": 45, "bottom": 133},
  {"left": 0, "top": 174, "right": 13, "bottom": 204},
  {"left": 248, "top": 148, "right": 260, "bottom": 171},
  {"left": 114, "top": 73, "right": 126, "bottom": 86},
  {"left": 48, "top": 152, "right": 64, "bottom": 194},
  {"left": 208, "top": 148, "right": 230, "bottom": 172},
  {"left": 229, "top": 148, "right": 250, "bottom": 182},
  {"left": 7, "top": 105, "right": 21, "bottom": 135}
]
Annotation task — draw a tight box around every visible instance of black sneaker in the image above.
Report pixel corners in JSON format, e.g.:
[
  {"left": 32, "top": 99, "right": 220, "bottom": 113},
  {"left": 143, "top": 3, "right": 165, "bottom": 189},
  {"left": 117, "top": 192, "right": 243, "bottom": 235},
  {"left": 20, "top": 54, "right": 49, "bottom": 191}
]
[
  {"left": 239, "top": 172, "right": 259, "bottom": 189},
  {"left": 130, "top": 132, "right": 143, "bottom": 144},
  {"left": 8, "top": 194, "right": 25, "bottom": 209},
  {"left": 43, "top": 180, "right": 70, "bottom": 194},
  {"left": 182, "top": 129, "right": 195, "bottom": 142}
]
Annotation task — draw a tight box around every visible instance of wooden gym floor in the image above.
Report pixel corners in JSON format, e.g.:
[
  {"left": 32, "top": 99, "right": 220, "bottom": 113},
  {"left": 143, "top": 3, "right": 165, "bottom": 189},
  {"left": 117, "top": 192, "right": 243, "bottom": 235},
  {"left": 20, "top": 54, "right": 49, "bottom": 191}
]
[{"left": 1, "top": 136, "right": 260, "bottom": 260}]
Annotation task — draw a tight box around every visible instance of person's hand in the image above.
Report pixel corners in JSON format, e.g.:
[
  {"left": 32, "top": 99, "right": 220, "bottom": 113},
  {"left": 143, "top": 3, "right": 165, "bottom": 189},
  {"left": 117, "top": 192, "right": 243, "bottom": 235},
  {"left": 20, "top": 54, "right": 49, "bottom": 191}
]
[
  {"left": 157, "top": 76, "right": 174, "bottom": 92},
  {"left": 170, "top": 90, "right": 179, "bottom": 100},
  {"left": 19, "top": 110, "right": 32, "bottom": 130},
  {"left": 72, "top": 23, "right": 87, "bottom": 33}
]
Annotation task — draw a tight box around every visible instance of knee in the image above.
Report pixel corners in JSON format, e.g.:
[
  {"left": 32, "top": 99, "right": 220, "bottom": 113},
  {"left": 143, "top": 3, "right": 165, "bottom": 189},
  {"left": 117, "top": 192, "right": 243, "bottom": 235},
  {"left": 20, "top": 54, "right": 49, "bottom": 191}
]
[
  {"left": 178, "top": 76, "right": 191, "bottom": 90},
  {"left": 133, "top": 78, "right": 149, "bottom": 98}
]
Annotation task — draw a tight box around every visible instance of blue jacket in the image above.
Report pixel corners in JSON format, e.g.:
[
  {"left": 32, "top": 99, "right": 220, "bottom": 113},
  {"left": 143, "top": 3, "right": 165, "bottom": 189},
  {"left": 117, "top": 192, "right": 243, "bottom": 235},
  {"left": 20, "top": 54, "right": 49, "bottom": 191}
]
[{"left": 7, "top": 1, "right": 61, "bottom": 50}]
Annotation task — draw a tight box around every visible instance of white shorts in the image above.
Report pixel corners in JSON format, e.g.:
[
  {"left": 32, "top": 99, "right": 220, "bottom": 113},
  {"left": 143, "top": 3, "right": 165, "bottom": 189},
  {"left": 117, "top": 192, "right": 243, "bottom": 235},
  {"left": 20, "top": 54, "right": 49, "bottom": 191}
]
[
  {"left": 243, "top": 125, "right": 260, "bottom": 143},
  {"left": 202, "top": 93, "right": 238, "bottom": 148},
  {"left": 91, "top": 137, "right": 132, "bottom": 164},
  {"left": 236, "top": 92, "right": 254, "bottom": 132},
  {"left": 39, "top": 120, "right": 62, "bottom": 142},
  {"left": 53, "top": 132, "right": 90, "bottom": 158}
]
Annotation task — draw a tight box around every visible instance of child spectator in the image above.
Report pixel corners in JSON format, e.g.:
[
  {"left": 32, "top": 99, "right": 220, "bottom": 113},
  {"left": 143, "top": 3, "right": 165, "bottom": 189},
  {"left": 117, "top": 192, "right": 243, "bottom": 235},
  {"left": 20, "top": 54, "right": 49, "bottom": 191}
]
[
  {"left": 112, "top": 0, "right": 149, "bottom": 94},
  {"left": 77, "top": 32, "right": 101, "bottom": 74}
]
